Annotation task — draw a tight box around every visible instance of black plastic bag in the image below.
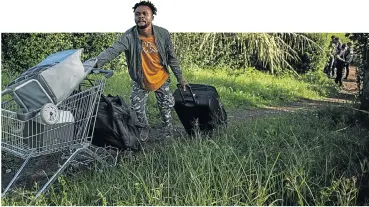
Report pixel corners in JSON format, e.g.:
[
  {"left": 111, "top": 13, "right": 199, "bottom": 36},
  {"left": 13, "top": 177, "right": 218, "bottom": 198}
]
[{"left": 91, "top": 94, "right": 143, "bottom": 151}]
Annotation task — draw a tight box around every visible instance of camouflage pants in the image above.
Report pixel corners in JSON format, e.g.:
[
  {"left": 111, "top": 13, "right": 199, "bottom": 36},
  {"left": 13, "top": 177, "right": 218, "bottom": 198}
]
[{"left": 130, "top": 78, "right": 174, "bottom": 132}]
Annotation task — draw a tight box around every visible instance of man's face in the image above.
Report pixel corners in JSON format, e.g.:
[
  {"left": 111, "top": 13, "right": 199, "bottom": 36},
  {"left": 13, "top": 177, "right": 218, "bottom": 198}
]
[{"left": 134, "top": 5, "right": 153, "bottom": 29}]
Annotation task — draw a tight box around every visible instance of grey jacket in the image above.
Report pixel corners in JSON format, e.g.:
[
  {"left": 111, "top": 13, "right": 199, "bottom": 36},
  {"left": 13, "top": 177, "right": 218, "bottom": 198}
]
[{"left": 96, "top": 25, "right": 184, "bottom": 88}]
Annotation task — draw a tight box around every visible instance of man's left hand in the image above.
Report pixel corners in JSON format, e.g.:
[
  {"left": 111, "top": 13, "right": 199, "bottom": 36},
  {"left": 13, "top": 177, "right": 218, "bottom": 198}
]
[{"left": 84, "top": 58, "right": 98, "bottom": 68}]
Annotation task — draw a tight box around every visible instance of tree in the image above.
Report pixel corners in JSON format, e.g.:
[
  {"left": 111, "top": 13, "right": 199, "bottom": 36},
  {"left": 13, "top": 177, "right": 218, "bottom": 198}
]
[
  {"left": 346, "top": 33, "right": 369, "bottom": 111},
  {"left": 173, "top": 32, "right": 326, "bottom": 74}
]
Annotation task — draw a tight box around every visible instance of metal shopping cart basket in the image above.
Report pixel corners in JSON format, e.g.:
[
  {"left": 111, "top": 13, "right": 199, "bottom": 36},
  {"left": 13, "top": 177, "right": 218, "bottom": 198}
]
[{"left": 1, "top": 49, "right": 115, "bottom": 198}]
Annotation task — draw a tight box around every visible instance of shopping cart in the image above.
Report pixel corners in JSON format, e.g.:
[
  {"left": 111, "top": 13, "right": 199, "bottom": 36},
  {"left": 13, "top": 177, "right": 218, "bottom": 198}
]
[{"left": 1, "top": 49, "right": 115, "bottom": 198}]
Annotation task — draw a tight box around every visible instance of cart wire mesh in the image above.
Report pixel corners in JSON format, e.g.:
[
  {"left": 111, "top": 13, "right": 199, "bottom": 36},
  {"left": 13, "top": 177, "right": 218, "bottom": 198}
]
[{"left": 1, "top": 78, "right": 104, "bottom": 159}]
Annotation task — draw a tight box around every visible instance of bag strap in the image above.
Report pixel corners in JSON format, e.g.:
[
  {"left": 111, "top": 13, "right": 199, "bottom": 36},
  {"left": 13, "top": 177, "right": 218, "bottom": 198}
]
[
  {"left": 107, "top": 94, "right": 129, "bottom": 108},
  {"left": 100, "top": 94, "right": 113, "bottom": 108},
  {"left": 99, "top": 94, "right": 116, "bottom": 126}
]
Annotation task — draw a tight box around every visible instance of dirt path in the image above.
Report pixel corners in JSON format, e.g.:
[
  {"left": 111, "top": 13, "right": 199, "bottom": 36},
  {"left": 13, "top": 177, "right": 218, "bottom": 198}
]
[{"left": 227, "top": 66, "right": 359, "bottom": 123}]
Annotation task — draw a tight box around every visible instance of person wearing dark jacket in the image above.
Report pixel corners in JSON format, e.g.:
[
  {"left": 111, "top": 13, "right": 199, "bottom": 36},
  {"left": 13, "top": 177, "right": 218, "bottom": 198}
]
[
  {"left": 344, "top": 41, "right": 354, "bottom": 79},
  {"left": 93, "top": 1, "right": 188, "bottom": 140},
  {"left": 335, "top": 44, "right": 347, "bottom": 86}
]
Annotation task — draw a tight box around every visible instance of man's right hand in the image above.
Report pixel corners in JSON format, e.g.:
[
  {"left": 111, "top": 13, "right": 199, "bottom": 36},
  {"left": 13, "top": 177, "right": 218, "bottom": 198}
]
[{"left": 179, "top": 79, "right": 189, "bottom": 91}]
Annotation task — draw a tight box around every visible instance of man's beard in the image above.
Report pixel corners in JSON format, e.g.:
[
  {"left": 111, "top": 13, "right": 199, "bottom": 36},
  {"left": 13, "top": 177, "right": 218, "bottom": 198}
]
[{"left": 137, "top": 23, "right": 149, "bottom": 29}]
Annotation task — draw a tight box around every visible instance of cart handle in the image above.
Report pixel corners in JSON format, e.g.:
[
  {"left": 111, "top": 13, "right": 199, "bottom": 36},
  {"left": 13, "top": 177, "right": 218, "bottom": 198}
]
[
  {"left": 176, "top": 84, "right": 199, "bottom": 105},
  {"left": 92, "top": 68, "right": 114, "bottom": 79},
  {"left": 1, "top": 88, "right": 12, "bottom": 96}
]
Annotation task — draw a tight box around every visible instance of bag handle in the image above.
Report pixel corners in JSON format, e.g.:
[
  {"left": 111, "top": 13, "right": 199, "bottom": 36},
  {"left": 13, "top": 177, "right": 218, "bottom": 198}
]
[
  {"left": 107, "top": 94, "right": 128, "bottom": 108},
  {"left": 100, "top": 94, "right": 113, "bottom": 107},
  {"left": 176, "top": 84, "right": 199, "bottom": 105}
]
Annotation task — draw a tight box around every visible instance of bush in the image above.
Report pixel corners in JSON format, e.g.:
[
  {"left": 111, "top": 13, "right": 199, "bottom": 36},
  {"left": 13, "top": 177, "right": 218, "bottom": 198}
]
[
  {"left": 301, "top": 69, "right": 340, "bottom": 97},
  {"left": 1, "top": 33, "right": 336, "bottom": 75},
  {"left": 1, "top": 33, "right": 127, "bottom": 73},
  {"left": 290, "top": 33, "right": 330, "bottom": 73}
]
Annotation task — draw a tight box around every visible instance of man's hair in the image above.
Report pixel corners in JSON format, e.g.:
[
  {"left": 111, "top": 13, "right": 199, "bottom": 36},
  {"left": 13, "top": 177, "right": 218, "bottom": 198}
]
[
  {"left": 331, "top": 35, "right": 336, "bottom": 39},
  {"left": 133, "top": 1, "right": 157, "bottom": 15}
]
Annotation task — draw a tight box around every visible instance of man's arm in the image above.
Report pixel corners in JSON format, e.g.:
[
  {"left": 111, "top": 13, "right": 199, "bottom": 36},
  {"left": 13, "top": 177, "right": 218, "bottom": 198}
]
[
  {"left": 336, "top": 52, "right": 345, "bottom": 62},
  {"left": 95, "top": 34, "right": 129, "bottom": 68},
  {"left": 346, "top": 49, "right": 354, "bottom": 63},
  {"left": 165, "top": 31, "right": 185, "bottom": 83}
]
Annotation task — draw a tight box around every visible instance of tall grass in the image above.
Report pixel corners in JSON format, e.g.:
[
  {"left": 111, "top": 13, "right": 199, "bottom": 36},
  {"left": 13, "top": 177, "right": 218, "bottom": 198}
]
[{"left": 2, "top": 107, "right": 368, "bottom": 206}]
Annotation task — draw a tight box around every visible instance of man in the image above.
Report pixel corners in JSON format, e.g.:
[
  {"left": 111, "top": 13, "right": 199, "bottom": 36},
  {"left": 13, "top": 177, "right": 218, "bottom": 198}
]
[
  {"left": 344, "top": 41, "right": 354, "bottom": 79},
  {"left": 330, "top": 37, "right": 343, "bottom": 78},
  {"left": 94, "top": 1, "right": 188, "bottom": 140},
  {"left": 335, "top": 44, "right": 347, "bottom": 87},
  {"left": 334, "top": 37, "right": 342, "bottom": 52},
  {"left": 325, "top": 36, "right": 337, "bottom": 77},
  {"left": 329, "top": 35, "right": 336, "bottom": 47}
]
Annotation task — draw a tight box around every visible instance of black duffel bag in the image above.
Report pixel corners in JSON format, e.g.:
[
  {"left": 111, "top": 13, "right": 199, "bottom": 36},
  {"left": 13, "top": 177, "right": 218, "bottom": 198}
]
[{"left": 91, "top": 94, "right": 143, "bottom": 151}]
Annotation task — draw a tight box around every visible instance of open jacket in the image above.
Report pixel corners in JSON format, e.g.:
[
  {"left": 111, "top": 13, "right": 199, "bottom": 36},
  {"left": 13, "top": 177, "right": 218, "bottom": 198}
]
[{"left": 96, "top": 25, "right": 184, "bottom": 88}]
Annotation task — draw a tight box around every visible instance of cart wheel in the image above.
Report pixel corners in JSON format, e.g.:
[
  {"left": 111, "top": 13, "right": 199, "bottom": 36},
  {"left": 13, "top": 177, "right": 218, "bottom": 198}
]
[{"left": 40, "top": 103, "right": 59, "bottom": 125}]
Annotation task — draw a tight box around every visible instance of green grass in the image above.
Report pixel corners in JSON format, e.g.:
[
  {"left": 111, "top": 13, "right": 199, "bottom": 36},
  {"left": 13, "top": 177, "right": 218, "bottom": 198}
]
[
  {"left": 184, "top": 68, "right": 337, "bottom": 108},
  {"left": 2, "top": 66, "right": 337, "bottom": 126},
  {"left": 99, "top": 67, "right": 338, "bottom": 125},
  {"left": 1, "top": 67, "right": 337, "bottom": 110},
  {"left": 2, "top": 107, "right": 368, "bottom": 206},
  {"left": 4, "top": 67, "right": 366, "bottom": 206}
]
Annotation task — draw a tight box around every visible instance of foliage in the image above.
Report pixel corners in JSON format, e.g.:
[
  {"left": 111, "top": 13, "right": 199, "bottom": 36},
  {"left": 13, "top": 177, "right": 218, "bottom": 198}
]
[
  {"left": 346, "top": 33, "right": 369, "bottom": 111},
  {"left": 172, "top": 33, "right": 325, "bottom": 74},
  {"left": 300, "top": 69, "right": 339, "bottom": 97},
  {"left": 291, "top": 33, "right": 330, "bottom": 73},
  {"left": 330, "top": 33, "right": 351, "bottom": 43},
  {"left": 2, "top": 33, "right": 330, "bottom": 75},
  {"left": 1, "top": 33, "right": 126, "bottom": 73}
]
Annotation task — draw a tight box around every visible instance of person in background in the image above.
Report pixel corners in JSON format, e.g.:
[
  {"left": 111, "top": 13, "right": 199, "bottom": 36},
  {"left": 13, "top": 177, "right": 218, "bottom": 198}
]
[
  {"left": 334, "top": 37, "right": 342, "bottom": 52},
  {"left": 325, "top": 36, "right": 337, "bottom": 77},
  {"left": 335, "top": 43, "right": 347, "bottom": 87},
  {"left": 344, "top": 41, "right": 354, "bottom": 80},
  {"left": 330, "top": 35, "right": 336, "bottom": 46},
  {"left": 330, "top": 37, "right": 342, "bottom": 78}
]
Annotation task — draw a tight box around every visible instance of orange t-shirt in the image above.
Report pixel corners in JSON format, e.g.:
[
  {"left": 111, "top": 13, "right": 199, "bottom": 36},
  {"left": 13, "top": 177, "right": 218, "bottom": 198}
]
[{"left": 139, "top": 35, "right": 168, "bottom": 91}]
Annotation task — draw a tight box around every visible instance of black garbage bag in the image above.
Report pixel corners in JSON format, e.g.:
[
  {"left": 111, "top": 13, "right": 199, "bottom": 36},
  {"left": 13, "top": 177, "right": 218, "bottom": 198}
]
[{"left": 91, "top": 94, "right": 143, "bottom": 151}]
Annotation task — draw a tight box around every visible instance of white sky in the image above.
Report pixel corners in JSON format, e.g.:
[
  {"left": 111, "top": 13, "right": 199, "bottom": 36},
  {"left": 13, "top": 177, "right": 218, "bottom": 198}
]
[{"left": 0, "top": 0, "right": 368, "bottom": 33}]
